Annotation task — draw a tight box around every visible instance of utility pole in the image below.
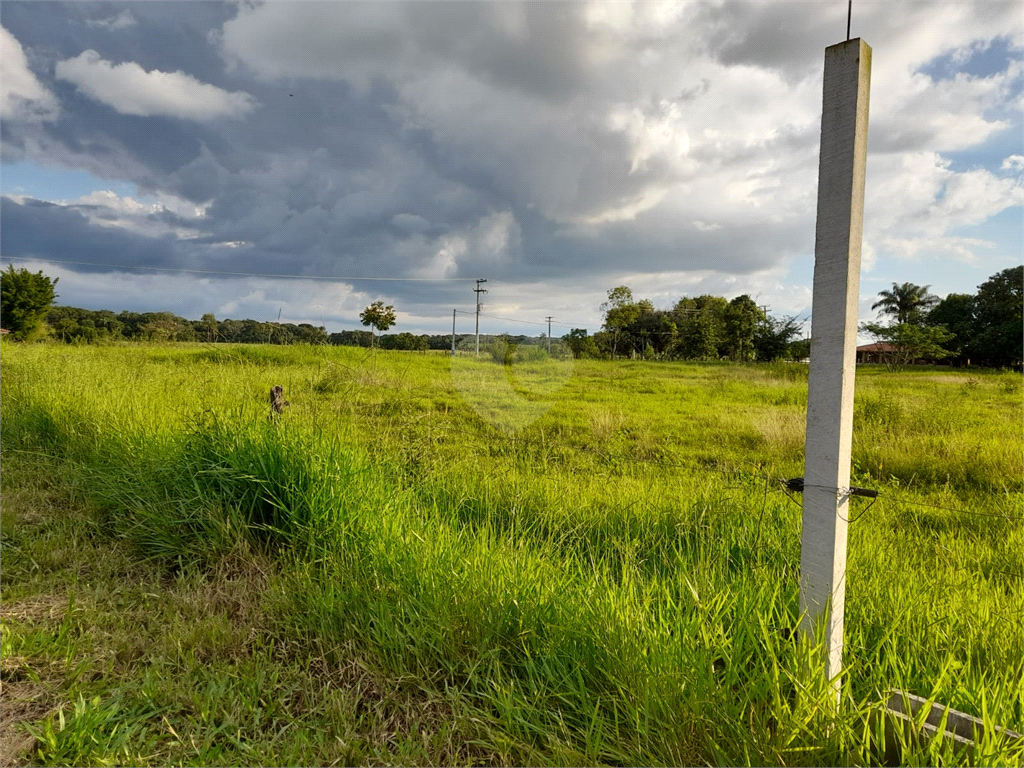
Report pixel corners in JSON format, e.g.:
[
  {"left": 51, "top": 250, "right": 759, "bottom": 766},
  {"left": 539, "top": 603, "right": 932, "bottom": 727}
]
[
  {"left": 474, "top": 278, "right": 487, "bottom": 357},
  {"left": 451, "top": 309, "right": 457, "bottom": 356},
  {"left": 800, "top": 36, "right": 871, "bottom": 700},
  {"left": 545, "top": 317, "right": 553, "bottom": 354}
]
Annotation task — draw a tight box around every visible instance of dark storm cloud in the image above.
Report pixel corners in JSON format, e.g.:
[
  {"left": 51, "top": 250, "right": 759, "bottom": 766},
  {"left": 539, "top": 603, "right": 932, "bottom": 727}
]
[
  {"left": 1, "top": 196, "right": 178, "bottom": 269},
  {"left": 700, "top": 0, "right": 845, "bottom": 75}
]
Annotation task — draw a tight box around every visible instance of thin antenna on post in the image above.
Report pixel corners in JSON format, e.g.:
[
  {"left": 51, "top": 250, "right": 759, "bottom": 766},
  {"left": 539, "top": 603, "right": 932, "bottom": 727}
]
[
  {"left": 546, "top": 317, "right": 553, "bottom": 354},
  {"left": 451, "top": 308, "right": 457, "bottom": 356},
  {"left": 474, "top": 279, "right": 488, "bottom": 357},
  {"left": 847, "top": 0, "right": 852, "bottom": 41}
]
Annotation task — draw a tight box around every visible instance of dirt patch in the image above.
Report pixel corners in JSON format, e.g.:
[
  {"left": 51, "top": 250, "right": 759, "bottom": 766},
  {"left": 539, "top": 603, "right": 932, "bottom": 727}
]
[{"left": 0, "top": 681, "right": 52, "bottom": 767}]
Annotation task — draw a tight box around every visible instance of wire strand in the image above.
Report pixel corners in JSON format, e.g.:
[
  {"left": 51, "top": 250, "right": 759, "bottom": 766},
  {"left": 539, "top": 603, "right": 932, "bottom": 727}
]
[{"left": 8, "top": 256, "right": 482, "bottom": 282}]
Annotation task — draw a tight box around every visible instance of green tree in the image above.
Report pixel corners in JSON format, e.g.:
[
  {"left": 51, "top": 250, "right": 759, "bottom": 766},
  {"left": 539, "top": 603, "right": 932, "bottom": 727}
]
[
  {"left": 871, "top": 282, "right": 939, "bottom": 325},
  {"left": 0, "top": 265, "right": 59, "bottom": 340},
  {"left": 679, "top": 311, "right": 719, "bottom": 360},
  {"left": 47, "top": 307, "right": 123, "bottom": 344},
  {"left": 673, "top": 296, "right": 727, "bottom": 360},
  {"left": 199, "top": 313, "right": 219, "bottom": 342},
  {"left": 925, "top": 293, "right": 975, "bottom": 361},
  {"left": 360, "top": 301, "right": 397, "bottom": 347},
  {"left": 381, "top": 332, "right": 428, "bottom": 351},
  {"left": 860, "top": 322, "right": 954, "bottom": 372},
  {"left": 630, "top": 311, "right": 676, "bottom": 358},
  {"left": 329, "top": 329, "right": 373, "bottom": 347},
  {"left": 971, "top": 265, "right": 1023, "bottom": 367},
  {"left": 723, "top": 294, "right": 764, "bottom": 361},
  {"left": 219, "top": 319, "right": 244, "bottom": 342},
  {"left": 562, "top": 328, "right": 599, "bottom": 359},
  {"left": 140, "top": 313, "right": 190, "bottom": 342},
  {"left": 788, "top": 337, "right": 811, "bottom": 361},
  {"left": 754, "top": 315, "right": 803, "bottom": 361},
  {"left": 600, "top": 286, "right": 641, "bottom": 358}
]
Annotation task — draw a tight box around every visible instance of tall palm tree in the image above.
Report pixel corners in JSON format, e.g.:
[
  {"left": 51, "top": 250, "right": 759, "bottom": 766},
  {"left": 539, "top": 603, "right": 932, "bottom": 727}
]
[{"left": 872, "top": 282, "right": 939, "bottom": 325}]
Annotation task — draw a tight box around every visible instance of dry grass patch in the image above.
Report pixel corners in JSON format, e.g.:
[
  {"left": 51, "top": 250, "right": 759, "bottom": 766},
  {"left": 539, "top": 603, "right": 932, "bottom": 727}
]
[
  {"left": 589, "top": 408, "right": 626, "bottom": 441},
  {"left": 0, "top": 680, "right": 55, "bottom": 767},
  {"left": 754, "top": 410, "right": 806, "bottom": 457},
  {"left": 0, "top": 596, "right": 68, "bottom": 625}
]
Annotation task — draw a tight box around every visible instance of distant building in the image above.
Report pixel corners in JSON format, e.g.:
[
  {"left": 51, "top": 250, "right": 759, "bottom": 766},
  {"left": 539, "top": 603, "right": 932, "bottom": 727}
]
[
  {"left": 856, "top": 342, "right": 895, "bottom": 364},
  {"left": 856, "top": 341, "right": 948, "bottom": 366}
]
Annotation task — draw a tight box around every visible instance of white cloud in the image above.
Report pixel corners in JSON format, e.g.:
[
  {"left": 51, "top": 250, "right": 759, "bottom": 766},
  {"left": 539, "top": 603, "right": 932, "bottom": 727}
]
[
  {"left": 52, "top": 190, "right": 207, "bottom": 239},
  {"left": 54, "top": 51, "right": 257, "bottom": 121},
  {"left": 86, "top": 11, "right": 137, "bottom": 30},
  {"left": 693, "top": 221, "right": 723, "bottom": 232},
  {"left": 0, "top": 26, "right": 59, "bottom": 122},
  {"left": 870, "top": 63, "right": 1022, "bottom": 153},
  {"left": 879, "top": 235, "right": 996, "bottom": 265},
  {"left": 411, "top": 210, "right": 521, "bottom": 278},
  {"left": 864, "top": 152, "right": 1023, "bottom": 263},
  {"left": 1002, "top": 155, "right": 1024, "bottom": 171}
]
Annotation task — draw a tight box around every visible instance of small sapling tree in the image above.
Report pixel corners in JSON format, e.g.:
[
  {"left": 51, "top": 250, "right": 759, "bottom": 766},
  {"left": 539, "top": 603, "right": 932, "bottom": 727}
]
[{"left": 360, "top": 301, "right": 396, "bottom": 348}]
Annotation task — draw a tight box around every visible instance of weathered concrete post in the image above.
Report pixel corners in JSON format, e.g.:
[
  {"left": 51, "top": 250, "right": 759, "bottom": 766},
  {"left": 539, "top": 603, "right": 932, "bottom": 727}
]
[{"left": 800, "top": 38, "right": 871, "bottom": 696}]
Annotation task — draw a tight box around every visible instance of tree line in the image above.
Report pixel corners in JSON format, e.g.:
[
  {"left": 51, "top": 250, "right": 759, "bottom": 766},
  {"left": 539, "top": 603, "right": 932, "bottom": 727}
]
[
  {"left": 41, "top": 306, "right": 463, "bottom": 350},
  {"left": 2, "top": 263, "right": 1019, "bottom": 367},
  {"left": 559, "top": 266, "right": 1021, "bottom": 367},
  {"left": 562, "top": 286, "right": 806, "bottom": 362}
]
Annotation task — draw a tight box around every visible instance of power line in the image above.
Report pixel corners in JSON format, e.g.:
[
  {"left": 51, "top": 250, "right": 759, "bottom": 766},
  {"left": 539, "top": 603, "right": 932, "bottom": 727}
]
[
  {"left": 469, "top": 311, "right": 588, "bottom": 331},
  {"left": 5, "top": 256, "right": 481, "bottom": 282},
  {"left": 458, "top": 310, "right": 575, "bottom": 330},
  {"left": 477, "top": 312, "right": 547, "bottom": 327}
]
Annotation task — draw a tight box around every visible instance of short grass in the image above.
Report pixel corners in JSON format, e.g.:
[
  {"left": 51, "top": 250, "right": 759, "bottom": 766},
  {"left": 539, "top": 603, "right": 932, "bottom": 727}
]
[{"left": 1, "top": 342, "right": 1021, "bottom": 766}]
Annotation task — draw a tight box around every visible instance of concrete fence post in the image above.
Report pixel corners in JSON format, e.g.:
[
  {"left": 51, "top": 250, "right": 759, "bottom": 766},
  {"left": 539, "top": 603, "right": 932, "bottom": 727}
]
[{"left": 800, "top": 38, "right": 871, "bottom": 698}]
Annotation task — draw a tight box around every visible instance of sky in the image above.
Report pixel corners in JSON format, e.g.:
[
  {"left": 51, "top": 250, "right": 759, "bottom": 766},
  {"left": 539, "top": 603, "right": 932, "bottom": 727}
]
[{"left": 1, "top": 1, "right": 1021, "bottom": 338}]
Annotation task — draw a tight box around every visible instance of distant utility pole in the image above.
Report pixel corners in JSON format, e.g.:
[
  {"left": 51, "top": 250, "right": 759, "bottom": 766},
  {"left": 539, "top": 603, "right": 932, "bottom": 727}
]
[
  {"left": 474, "top": 278, "right": 488, "bottom": 357},
  {"left": 451, "top": 309, "right": 457, "bottom": 356},
  {"left": 800, "top": 36, "right": 871, "bottom": 700},
  {"left": 546, "top": 317, "right": 553, "bottom": 353}
]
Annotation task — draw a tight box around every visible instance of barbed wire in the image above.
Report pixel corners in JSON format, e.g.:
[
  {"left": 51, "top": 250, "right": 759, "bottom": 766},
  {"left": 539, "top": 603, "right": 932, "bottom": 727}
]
[
  {"left": 882, "top": 495, "right": 1020, "bottom": 520},
  {"left": 522, "top": 442, "right": 1021, "bottom": 524}
]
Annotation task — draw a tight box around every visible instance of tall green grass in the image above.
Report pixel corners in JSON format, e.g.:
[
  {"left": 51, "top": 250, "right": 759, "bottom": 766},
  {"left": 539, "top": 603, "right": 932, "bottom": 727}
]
[{"left": 2, "top": 342, "right": 1021, "bottom": 765}]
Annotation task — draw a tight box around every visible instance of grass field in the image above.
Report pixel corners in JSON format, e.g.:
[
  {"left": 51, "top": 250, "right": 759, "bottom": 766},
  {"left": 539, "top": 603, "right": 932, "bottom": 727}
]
[{"left": 1, "top": 342, "right": 1021, "bottom": 766}]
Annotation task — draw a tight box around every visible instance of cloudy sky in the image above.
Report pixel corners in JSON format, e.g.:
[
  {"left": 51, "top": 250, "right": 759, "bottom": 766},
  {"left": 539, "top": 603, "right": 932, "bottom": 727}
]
[{"left": 1, "top": 1, "right": 1021, "bottom": 337}]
